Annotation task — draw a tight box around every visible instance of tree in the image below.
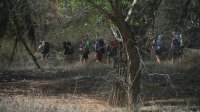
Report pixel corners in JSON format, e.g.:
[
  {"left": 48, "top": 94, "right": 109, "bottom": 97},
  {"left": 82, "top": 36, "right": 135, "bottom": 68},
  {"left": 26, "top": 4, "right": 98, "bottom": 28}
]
[
  {"left": 72, "top": 0, "right": 141, "bottom": 110},
  {"left": 1, "top": 0, "right": 41, "bottom": 69},
  {"left": 66, "top": 0, "right": 161, "bottom": 110}
]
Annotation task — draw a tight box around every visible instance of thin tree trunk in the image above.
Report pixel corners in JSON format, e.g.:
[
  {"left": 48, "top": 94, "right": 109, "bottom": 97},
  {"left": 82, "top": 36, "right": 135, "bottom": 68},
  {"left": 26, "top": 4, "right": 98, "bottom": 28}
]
[{"left": 7, "top": 38, "right": 18, "bottom": 68}]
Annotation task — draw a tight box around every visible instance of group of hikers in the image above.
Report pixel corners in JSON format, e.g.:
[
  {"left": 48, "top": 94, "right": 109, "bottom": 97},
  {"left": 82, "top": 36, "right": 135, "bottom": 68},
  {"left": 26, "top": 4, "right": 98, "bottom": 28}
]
[
  {"left": 153, "top": 30, "right": 184, "bottom": 64},
  {"left": 36, "top": 36, "right": 119, "bottom": 65},
  {"left": 78, "top": 37, "right": 119, "bottom": 64},
  {"left": 36, "top": 30, "right": 184, "bottom": 65}
]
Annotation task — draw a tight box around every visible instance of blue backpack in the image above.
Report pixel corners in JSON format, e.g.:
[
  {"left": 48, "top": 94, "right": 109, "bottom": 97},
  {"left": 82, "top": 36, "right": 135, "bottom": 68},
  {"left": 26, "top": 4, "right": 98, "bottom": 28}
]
[
  {"left": 156, "top": 37, "right": 162, "bottom": 50},
  {"left": 106, "top": 44, "right": 113, "bottom": 56},
  {"left": 95, "top": 42, "right": 101, "bottom": 52},
  {"left": 173, "top": 36, "right": 181, "bottom": 47}
]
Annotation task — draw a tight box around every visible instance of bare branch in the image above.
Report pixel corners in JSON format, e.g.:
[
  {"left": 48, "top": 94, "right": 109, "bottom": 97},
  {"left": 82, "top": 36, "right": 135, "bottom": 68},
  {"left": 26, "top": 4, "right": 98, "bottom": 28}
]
[
  {"left": 125, "top": 0, "right": 137, "bottom": 22},
  {"left": 111, "top": 26, "right": 123, "bottom": 41}
]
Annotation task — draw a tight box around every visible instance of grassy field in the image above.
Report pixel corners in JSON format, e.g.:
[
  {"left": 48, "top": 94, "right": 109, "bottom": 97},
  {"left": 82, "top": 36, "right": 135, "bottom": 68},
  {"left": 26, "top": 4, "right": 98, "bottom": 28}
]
[{"left": 0, "top": 48, "right": 200, "bottom": 112}]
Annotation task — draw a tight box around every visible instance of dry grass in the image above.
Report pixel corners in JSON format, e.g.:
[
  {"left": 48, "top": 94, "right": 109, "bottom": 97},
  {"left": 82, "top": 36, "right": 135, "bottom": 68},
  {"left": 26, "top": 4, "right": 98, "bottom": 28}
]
[
  {"left": 0, "top": 95, "right": 125, "bottom": 112},
  {"left": 0, "top": 95, "right": 199, "bottom": 112},
  {"left": 0, "top": 47, "right": 200, "bottom": 112}
]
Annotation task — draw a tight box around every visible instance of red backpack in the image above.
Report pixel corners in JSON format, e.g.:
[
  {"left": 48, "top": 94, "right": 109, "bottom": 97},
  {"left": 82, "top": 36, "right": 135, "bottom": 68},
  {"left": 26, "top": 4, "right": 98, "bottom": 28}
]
[{"left": 110, "top": 40, "right": 118, "bottom": 47}]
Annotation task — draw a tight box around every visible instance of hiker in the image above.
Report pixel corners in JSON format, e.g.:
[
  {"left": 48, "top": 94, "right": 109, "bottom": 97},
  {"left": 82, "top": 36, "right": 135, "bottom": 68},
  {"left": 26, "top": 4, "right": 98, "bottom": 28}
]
[
  {"left": 94, "top": 39, "right": 105, "bottom": 63},
  {"left": 79, "top": 39, "right": 90, "bottom": 63},
  {"left": 154, "top": 34, "right": 163, "bottom": 64},
  {"left": 85, "top": 35, "right": 92, "bottom": 53},
  {"left": 63, "top": 41, "right": 73, "bottom": 64},
  {"left": 106, "top": 40, "right": 118, "bottom": 67},
  {"left": 37, "top": 41, "right": 50, "bottom": 60},
  {"left": 171, "top": 32, "right": 183, "bottom": 63}
]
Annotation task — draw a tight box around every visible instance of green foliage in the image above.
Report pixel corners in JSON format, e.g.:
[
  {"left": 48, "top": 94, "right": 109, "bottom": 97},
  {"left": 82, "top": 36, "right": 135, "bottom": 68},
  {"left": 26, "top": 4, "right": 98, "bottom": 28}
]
[
  {"left": 122, "top": 0, "right": 132, "bottom": 6},
  {"left": 69, "top": 0, "right": 113, "bottom": 12},
  {"left": 191, "top": 0, "right": 200, "bottom": 12},
  {"left": 192, "top": 0, "right": 199, "bottom": 7},
  {"left": 68, "top": 0, "right": 87, "bottom": 7},
  {"left": 131, "top": 19, "right": 140, "bottom": 27}
]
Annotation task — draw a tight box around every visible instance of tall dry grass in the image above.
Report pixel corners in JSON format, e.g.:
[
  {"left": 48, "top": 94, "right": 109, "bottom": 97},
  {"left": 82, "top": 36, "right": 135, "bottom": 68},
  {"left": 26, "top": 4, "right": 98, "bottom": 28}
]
[
  {"left": 0, "top": 95, "right": 125, "bottom": 112},
  {"left": 0, "top": 95, "right": 198, "bottom": 112},
  {"left": 0, "top": 46, "right": 200, "bottom": 112}
]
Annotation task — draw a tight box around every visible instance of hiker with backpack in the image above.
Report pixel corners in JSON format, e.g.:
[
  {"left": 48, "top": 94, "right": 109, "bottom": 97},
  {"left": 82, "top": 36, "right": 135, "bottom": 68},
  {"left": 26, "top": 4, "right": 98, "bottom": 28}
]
[
  {"left": 154, "top": 34, "right": 164, "bottom": 64},
  {"left": 106, "top": 40, "right": 118, "bottom": 65},
  {"left": 94, "top": 39, "right": 105, "bottom": 63},
  {"left": 85, "top": 35, "right": 92, "bottom": 53},
  {"left": 79, "top": 39, "right": 90, "bottom": 63},
  {"left": 63, "top": 41, "right": 73, "bottom": 64},
  {"left": 171, "top": 31, "right": 183, "bottom": 63},
  {"left": 37, "top": 41, "right": 50, "bottom": 61}
]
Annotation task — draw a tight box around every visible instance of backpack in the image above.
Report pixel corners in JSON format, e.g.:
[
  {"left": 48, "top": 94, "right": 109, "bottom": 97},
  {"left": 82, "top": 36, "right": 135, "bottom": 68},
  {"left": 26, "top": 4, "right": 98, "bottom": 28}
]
[
  {"left": 106, "top": 44, "right": 113, "bottom": 56},
  {"left": 110, "top": 40, "right": 118, "bottom": 47},
  {"left": 80, "top": 44, "right": 89, "bottom": 54},
  {"left": 95, "top": 41, "right": 101, "bottom": 52},
  {"left": 63, "top": 42, "right": 73, "bottom": 55},
  {"left": 43, "top": 41, "right": 50, "bottom": 54},
  {"left": 68, "top": 46, "right": 73, "bottom": 54},
  {"left": 173, "top": 35, "right": 181, "bottom": 47},
  {"left": 156, "top": 36, "right": 163, "bottom": 51},
  {"left": 64, "top": 45, "right": 73, "bottom": 54},
  {"left": 99, "top": 39, "right": 104, "bottom": 46},
  {"left": 83, "top": 45, "right": 89, "bottom": 54},
  {"left": 86, "top": 40, "right": 91, "bottom": 52}
]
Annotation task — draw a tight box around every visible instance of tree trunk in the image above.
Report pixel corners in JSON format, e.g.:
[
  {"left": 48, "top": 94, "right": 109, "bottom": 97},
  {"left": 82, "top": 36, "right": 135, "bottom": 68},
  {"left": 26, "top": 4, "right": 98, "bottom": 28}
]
[
  {"left": 85, "top": 0, "right": 141, "bottom": 110},
  {"left": 109, "top": 16, "right": 141, "bottom": 111}
]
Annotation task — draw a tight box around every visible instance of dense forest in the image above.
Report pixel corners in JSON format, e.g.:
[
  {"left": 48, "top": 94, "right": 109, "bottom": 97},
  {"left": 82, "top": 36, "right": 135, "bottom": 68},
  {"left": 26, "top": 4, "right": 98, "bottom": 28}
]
[{"left": 0, "top": 0, "right": 200, "bottom": 112}]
